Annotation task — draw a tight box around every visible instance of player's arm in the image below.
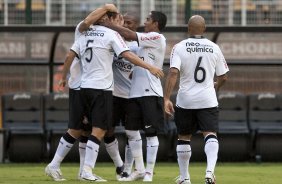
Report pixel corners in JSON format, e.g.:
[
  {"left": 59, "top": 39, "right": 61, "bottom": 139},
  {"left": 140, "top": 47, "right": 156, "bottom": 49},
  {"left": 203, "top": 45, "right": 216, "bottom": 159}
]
[
  {"left": 78, "top": 4, "right": 118, "bottom": 33},
  {"left": 121, "top": 51, "right": 163, "bottom": 78},
  {"left": 59, "top": 50, "right": 77, "bottom": 88},
  {"left": 102, "top": 20, "right": 137, "bottom": 41},
  {"left": 214, "top": 73, "right": 228, "bottom": 92},
  {"left": 164, "top": 68, "right": 179, "bottom": 116}
]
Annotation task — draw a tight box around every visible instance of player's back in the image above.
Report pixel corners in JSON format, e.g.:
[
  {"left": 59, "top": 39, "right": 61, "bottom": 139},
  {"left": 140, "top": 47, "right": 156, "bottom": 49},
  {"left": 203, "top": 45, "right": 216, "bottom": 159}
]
[
  {"left": 74, "top": 25, "right": 129, "bottom": 90},
  {"left": 172, "top": 37, "right": 225, "bottom": 109}
]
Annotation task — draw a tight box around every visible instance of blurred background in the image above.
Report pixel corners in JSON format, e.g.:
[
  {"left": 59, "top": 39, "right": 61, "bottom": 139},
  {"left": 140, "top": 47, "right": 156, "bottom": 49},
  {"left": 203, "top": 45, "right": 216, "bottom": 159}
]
[
  {"left": 0, "top": 0, "right": 282, "bottom": 94},
  {"left": 0, "top": 0, "right": 282, "bottom": 163}
]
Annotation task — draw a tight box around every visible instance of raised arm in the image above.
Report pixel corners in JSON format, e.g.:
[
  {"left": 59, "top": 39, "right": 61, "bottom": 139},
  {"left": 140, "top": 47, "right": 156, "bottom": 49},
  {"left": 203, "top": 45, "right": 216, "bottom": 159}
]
[
  {"left": 78, "top": 4, "right": 118, "bottom": 33},
  {"left": 164, "top": 68, "right": 179, "bottom": 116},
  {"left": 121, "top": 51, "right": 164, "bottom": 78},
  {"left": 102, "top": 20, "right": 137, "bottom": 41}
]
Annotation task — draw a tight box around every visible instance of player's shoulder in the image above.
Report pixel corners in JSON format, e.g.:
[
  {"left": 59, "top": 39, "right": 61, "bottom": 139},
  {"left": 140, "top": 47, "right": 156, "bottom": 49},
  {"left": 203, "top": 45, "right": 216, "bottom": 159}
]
[
  {"left": 137, "top": 31, "right": 165, "bottom": 41},
  {"left": 174, "top": 39, "right": 189, "bottom": 48},
  {"left": 200, "top": 38, "right": 218, "bottom": 46}
]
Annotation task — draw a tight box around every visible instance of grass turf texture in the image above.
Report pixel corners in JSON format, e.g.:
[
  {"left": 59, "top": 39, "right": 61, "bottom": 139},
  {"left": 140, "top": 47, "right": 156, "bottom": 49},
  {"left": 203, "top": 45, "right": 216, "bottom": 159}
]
[{"left": 0, "top": 162, "right": 282, "bottom": 184}]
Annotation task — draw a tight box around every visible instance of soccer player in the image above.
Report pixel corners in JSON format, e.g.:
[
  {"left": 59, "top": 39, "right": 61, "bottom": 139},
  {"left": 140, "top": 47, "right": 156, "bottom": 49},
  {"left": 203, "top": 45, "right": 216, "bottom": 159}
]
[
  {"left": 103, "top": 12, "right": 142, "bottom": 179},
  {"left": 164, "top": 15, "right": 229, "bottom": 184},
  {"left": 102, "top": 11, "right": 167, "bottom": 182},
  {"left": 62, "top": 12, "right": 164, "bottom": 181},
  {"left": 44, "top": 4, "right": 118, "bottom": 182}
]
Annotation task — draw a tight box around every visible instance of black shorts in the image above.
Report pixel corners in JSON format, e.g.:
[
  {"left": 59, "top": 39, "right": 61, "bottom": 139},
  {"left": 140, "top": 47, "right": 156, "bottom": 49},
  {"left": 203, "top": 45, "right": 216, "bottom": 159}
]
[
  {"left": 80, "top": 88, "right": 113, "bottom": 130},
  {"left": 113, "top": 96, "right": 130, "bottom": 127},
  {"left": 126, "top": 96, "right": 164, "bottom": 132},
  {"left": 174, "top": 106, "right": 219, "bottom": 135},
  {"left": 69, "top": 89, "right": 91, "bottom": 131}
]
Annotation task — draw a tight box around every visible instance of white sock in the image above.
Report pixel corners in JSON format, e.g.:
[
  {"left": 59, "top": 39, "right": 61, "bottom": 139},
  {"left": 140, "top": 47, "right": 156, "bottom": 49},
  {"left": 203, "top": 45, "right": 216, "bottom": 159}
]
[
  {"left": 79, "top": 142, "right": 87, "bottom": 175},
  {"left": 84, "top": 139, "right": 100, "bottom": 169},
  {"left": 204, "top": 135, "right": 219, "bottom": 173},
  {"left": 124, "top": 144, "right": 134, "bottom": 174},
  {"left": 145, "top": 136, "right": 159, "bottom": 174},
  {"left": 105, "top": 138, "right": 123, "bottom": 168},
  {"left": 125, "top": 130, "right": 145, "bottom": 173},
  {"left": 49, "top": 136, "right": 74, "bottom": 168},
  {"left": 177, "top": 140, "right": 191, "bottom": 181}
]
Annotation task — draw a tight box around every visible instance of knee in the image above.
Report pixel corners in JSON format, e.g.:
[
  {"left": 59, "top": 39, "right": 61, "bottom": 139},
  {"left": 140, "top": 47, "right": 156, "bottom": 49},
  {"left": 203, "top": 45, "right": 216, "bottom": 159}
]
[
  {"left": 144, "top": 126, "right": 157, "bottom": 137},
  {"left": 125, "top": 130, "right": 141, "bottom": 140}
]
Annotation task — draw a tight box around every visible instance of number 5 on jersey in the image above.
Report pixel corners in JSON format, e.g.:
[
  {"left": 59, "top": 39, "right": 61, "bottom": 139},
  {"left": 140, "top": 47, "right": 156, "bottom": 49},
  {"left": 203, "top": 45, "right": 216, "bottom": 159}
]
[{"left": 85, "top": 40, "right": 94, "bottom": 63}]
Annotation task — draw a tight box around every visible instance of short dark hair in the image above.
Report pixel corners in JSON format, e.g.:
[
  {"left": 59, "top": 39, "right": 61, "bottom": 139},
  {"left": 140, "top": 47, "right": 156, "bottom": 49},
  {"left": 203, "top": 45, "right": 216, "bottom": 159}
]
[
  {"left": 150, "top": 11, "right": 167, "bottom": 31},
  {"left": 106, "top": 11, "right": 119, "bottom": 19}
]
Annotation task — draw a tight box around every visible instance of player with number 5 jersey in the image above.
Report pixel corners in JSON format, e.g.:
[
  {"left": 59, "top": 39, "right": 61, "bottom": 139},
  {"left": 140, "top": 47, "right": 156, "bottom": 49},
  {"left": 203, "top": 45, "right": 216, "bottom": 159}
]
[{"left": 69, "top": 12, "right": 163, "bottom": 182}]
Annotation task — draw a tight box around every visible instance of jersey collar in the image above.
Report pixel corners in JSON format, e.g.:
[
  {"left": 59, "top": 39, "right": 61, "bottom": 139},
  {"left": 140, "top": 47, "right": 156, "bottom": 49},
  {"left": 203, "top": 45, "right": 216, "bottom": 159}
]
[{"left": 189, "top": 35, "right": 205, "bottom": 39}]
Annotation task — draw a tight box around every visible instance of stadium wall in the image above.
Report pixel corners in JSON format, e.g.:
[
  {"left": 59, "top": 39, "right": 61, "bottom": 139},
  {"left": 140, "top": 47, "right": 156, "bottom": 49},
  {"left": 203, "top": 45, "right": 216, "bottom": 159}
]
[{"left": 0, "top": 26, "right": 282, "bottom": 162}]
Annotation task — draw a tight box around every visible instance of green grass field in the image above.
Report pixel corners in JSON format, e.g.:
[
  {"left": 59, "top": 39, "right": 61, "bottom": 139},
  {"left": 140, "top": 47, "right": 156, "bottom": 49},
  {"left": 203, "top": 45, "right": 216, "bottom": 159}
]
[{"left": 0, "top": 162, "right": 282, "bottom": 184}]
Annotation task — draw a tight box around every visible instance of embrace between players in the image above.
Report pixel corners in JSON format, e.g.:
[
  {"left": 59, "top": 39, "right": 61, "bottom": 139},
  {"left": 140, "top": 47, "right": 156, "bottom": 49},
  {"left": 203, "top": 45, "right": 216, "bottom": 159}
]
[{"left": 45, "top": 3, "right": 228, "bottom": 184}]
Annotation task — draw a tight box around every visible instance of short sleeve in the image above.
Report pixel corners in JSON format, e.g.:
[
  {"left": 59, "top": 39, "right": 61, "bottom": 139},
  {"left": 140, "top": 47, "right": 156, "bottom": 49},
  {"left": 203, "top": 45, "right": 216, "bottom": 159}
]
[
  {"left": 169, "top": 44, "right": 181, "bottom": 71},
  {"left": 112, "top": 32, "right": 130, "bottom": 56},
  {"left": 215, "top": 46, "right": 229, "bottom": 76},
  {"left": 74, "top": 21, "right": 83, "bottom": 40},
  {"left": 70, "top": 39, "right": 80, "bottom": 58}
]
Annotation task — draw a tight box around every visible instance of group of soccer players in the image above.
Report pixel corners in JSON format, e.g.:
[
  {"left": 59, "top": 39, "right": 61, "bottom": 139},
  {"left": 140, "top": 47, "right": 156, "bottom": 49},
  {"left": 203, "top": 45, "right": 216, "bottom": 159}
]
[{"left": 45, "top": 3, "right": 228, "bottom": 184}]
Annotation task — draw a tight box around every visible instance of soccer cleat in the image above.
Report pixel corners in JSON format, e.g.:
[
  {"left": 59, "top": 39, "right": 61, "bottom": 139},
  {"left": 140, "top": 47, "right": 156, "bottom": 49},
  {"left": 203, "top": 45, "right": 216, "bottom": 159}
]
[
  {"left": 81, "top": 167, "right": 107, "bottom": 182},
  {"left": 116, "top": 164, "right": 129, "bottom": 180},
  {"left": 92, "top": 174, "right": 107, "bottom": 182},
  {"left": 118, "top": 170, "right": 145, "bottom": 181},
  {"left": 45, "top": 164, "right": 66, "bottom": 181},
  {"left": 175, "top": 176, "right": 191, "bottom": 184},
  {"left": 143, "top": 172, "right": 153, "bottom": 182},
  {"left": 205, "top": 171, "right": 216, "bottom": 184},
  {"left": 177, "top": 179, "right": 191, "bottom": 184}
]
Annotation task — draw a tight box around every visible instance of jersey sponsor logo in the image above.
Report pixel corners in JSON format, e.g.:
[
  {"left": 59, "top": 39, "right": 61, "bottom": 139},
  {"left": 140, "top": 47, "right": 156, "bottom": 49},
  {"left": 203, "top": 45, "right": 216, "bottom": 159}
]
[
  {"left": 186, "top": 42, "right": 213, "bottom": 54},
  {"left": 85, "top": 27, "right": 105, "bottom": 37},
  {"left": 140, "top": 35, "right": 161, "bottom": 41},
  {"left": 114, "top": 60, "right": 133, "bottom": 72},
  {"left": 85, "top": 31, "right": 104, "bottom": 37}
]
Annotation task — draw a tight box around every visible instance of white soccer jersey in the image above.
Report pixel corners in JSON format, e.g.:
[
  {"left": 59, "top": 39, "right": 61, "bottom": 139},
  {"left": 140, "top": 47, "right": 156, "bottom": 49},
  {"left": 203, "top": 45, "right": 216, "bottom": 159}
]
[
  {"left": 130, "top": 32, "right": 166, "bottom": 98},
  {"left": 113, "top": 41, "right": 138, "bottom": 98},
  {"left": 68, "top": 21, "right": 83, "bottom": 89},
  {"left": 71, "top": 25, "right": 129, "bottom": 90},
  {"left": 170, "top": 37, "right": 229, "bottom": 109}
]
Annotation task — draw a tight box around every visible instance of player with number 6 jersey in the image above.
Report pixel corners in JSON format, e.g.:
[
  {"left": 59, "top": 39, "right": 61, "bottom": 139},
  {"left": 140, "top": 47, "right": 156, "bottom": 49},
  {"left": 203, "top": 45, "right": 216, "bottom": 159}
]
[
  {"left": 164, "top": 15, "right": 229, "bottom": 184},
  {"left": 170, "top": 35, "right": 228, "bottom": 109}
]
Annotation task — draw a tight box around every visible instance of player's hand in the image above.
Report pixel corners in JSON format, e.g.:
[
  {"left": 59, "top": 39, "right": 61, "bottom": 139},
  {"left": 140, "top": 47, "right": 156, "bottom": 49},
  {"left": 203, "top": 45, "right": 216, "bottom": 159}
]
[
  {"left": 105, "top": 4, "right": 118, "bottom": 13},
  {"left": 149, "top": 66, "right": 164, "bottom": 79},
  {"left": 117, "top": 14, "right": 124, "bottom": 26},
  {"left": 58, "top": 79, "right": 66, "bottom": 91},
  {"left": 164, "top": 99, "right": 175, "bottom": 117}
]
